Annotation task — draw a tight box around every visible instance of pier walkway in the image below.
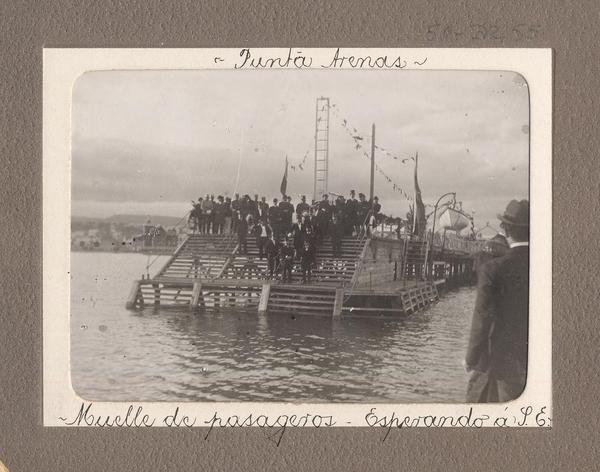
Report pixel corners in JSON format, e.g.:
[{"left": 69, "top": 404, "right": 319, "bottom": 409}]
[{"left": 126, "top": 232, "right": 482, "bottom": 317}]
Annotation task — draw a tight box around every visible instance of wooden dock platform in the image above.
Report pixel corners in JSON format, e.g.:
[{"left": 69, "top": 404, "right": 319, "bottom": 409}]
[{"left": 126, "top": 232, "right": 478, "bottom": 317}]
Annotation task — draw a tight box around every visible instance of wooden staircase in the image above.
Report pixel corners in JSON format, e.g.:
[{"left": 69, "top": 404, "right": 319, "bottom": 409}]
[
  {"left": 266, "top": 285, "right": 339, "bottom": 316},
  {"left": 222, "top": 236, "right": 365, "bottom": 286},
  {"left": 156, "top": 233, "right": 237, "bottom": 280},
  {"left": 126, "top": 233, "right": 440, "bottom": 318}
]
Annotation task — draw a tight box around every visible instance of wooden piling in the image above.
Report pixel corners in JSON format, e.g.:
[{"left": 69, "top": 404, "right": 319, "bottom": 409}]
[
  {"left": 332, "top": 288, "right": 344, "bottom": 319},
  {"left": 125, "top": 280, "right": 142, "bottom": 309},
  {"left": 190, "top": 282, "right": 203, "bottom": 312},
  {"left": 258, "top": 283, "right": 271, "bottom": 313},
  {"left": 153, "top": 283, "right": 160, "bottom": 305}
]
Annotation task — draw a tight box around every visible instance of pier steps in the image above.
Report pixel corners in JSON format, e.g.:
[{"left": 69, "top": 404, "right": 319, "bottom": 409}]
[
  {"left": 266, "top": 285, "right": 338, "bottom": 316},
  {"left": 125, "top": 233, "right": 447, "bottom": 317},
  {"left": 222, "top": 236, "right": 364, "bottom": 286}
]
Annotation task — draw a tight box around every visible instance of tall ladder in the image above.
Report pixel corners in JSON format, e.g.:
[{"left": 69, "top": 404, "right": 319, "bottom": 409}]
[{"left": 313, "top": 97, "right": 330, "bottom": 201}]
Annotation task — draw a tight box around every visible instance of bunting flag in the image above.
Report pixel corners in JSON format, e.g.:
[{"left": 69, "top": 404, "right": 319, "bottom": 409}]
[
  {"left": 329, "top": 101, "right": 417, "bottom": 202},
  {"left": 280, "top": 155, "right": 288, "bottom": 196}
]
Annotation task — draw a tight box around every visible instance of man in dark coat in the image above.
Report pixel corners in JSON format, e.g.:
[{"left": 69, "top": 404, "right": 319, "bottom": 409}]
[
  {"left": 465, "top": 199, "right": 529, "bottom": 403},
  {"left": 330, "top": 213, "right": 344, "bottom": 258},
  {"left": 344, "top": 190, "right": 358, "bottom": 236},
  {"left": 258, "top": 196, "right": 270, "bottom": 221},
  {"left": 269, "top": 199, "right": 281, "bottom": 240},
  {"left": 300, "top": 240, "right": 316, "bottom": 284},
  {"left": 236, "top": 212, "right": 248, "bottom": 255},
  {"left": 253, "top": 219, "right": 272, "bottom": 259},
  {"left": 231, "top": 193, "right": 241, "bottom": 233},
  {"left": 279, "top": 195, "right": 294, "bottom": 235},
  {"left": 356, "top": 193, "right": 370, "bottom": 234},
  {"left": 213, "top": 195, "right": 226, "bottom": 235},
  {"left": 296, "top": 195, "right": 310, "bottom": 220},
  {"left": 251, "top": 194, "right": 260, "bottom": 221},
  {"left": 190, "top": 198, "right": 203, "bottom": 233},
  {"left": 265, "top": 236, "right": 280, "bottom": 279},
  {"left": 290, "top": 215, "right": 305, "bottom": 258},
  {"left": 279, "top": 237, "right": 295, "bottom": 282},
  {"left": 316, "top": 194, "right": 331, "bottom": 240},
  {"left": 471, "top": 234, "right": 509, "bottom": 284}
]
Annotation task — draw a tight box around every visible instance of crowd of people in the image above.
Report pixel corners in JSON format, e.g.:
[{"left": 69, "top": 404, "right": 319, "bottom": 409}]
[{"left": 188, "top": 190, "right": 383, "bottom": 283}]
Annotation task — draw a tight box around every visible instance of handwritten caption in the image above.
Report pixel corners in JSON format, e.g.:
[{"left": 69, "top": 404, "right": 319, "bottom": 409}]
[
  {"left": 59, "top": 403, "right": 551, "bottom": 446},
  {"left": 210, "top": 48, "right": 427, "bottom": 70}
]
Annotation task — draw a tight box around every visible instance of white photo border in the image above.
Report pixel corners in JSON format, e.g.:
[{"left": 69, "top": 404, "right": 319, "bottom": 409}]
[{"left": 43, "top": 48, "right": 552, "bottom": 428}]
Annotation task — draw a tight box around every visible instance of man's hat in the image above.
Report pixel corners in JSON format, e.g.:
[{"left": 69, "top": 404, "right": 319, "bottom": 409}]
[{"left": 498, "top": 199, "right": 529, "bottom": 227}]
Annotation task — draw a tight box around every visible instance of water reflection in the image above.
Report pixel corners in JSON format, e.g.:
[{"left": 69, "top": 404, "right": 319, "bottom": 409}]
[{"left": 71, "top": 252, "right": 473, "bottom": 403}]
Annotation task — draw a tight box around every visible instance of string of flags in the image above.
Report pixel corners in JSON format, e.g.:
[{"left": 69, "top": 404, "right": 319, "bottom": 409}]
[
  {"left": 330, "top": 102, "right": 414, "bottom": 201},
  {"left": 288, "top": 143, "right": 311, "bottom": 172},
  {"left": 330, "top": 103, "right": 415, "bottom": 163}
]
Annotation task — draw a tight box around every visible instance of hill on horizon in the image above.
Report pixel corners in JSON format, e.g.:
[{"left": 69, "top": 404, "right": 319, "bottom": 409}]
[{"left": 72, "top": 214, "right": 184, "bottom": 227}]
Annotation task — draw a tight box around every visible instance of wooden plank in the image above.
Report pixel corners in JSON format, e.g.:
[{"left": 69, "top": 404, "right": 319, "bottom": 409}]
[
  {"left": 343, "top": 307, "right": 403, "bottom": 313},
  {"left": 258, "top": 283, "right": 271, "bottom": 313}
]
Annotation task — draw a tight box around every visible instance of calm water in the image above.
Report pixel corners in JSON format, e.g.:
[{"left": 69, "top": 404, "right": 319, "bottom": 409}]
[{"left": 71, "top": 252, "right": 475, "bottom": 403}]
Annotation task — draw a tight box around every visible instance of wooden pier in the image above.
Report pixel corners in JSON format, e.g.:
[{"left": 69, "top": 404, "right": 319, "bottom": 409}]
[{"left": 126, "top": 232, "right": 482, "bottom": 318}]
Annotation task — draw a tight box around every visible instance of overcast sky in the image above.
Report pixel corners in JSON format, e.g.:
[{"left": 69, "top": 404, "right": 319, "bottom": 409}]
[{"left": 72, "top": 69, "right": 529, "bottom": 228}]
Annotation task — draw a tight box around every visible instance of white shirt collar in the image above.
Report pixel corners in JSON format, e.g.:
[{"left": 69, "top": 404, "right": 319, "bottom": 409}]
[{"left": 509, "top": 241, "right": 529, "bottom": 248}]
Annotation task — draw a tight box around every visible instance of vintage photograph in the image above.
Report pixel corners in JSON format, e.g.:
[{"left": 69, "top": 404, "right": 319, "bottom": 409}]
[{"left": 70, "top": 67, "right": 530, "bottom": 403}]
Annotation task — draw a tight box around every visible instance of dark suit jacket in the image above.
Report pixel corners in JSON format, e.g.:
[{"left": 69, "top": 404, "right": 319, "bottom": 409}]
[{"left": 466, "top": 245, "right": 529, "bottom": 381}]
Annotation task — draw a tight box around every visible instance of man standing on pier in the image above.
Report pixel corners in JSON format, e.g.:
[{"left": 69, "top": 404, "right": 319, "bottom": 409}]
[
  {"left": 465, "top": 199, "right": 529, "bottom": 403},
  {"left": 345, "top": 190, "right": 358, "bottom": 236},
  {"left": 296, "top": 195, "right": 310, "bottom": 220}
]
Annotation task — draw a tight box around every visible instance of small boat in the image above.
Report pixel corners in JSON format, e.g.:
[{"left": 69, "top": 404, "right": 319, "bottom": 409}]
[{"left": 438, "top": 207, "right": 470, "bottom": 232}]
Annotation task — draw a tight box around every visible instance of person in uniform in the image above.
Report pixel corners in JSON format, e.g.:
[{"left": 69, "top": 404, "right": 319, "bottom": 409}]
[
  {"left": 253, "top": 218, "right": 272, "bottom": 259},
  {"left": 236, "top": 211, "right": 248, "bottom": 255},
  {"left": 199, "top": 194, "right": 211, "bottom": 234},
  {"left": 269, "top": 198, "right": 281, "bottom": 241},
  {"left": 213, "top": 195, "right": 226, "bottom": 235},
  {"left": 356, "top": 193, "right": 370, "bottom": 234},
  {"left": 251, "top": 194, "right": 260, "bottom": 221},
  {"left": 316, "top": 194, "right": 331, "bottom": 241},
  {"left": 330, "top": 213, "right": 344, "bottom": 258},
  {"left": 265, "top": 236, "right": 280, "bottom": 279},
  {"left": 190, "top": 198, "right": 203, "bottom": 233},
  {"left": 224, "top": 196, "right": 233, "bottom": 234},
  {"left": 296, "top": 195, "right": 310, "bottom": 220},
  {"left": 279, "top": 236, "right": 295, "bottom": 282},
  {"left": 290, "top": 214, "right": 305, "bottom": 259},
  {"left": 259, "top": 196, "right": 270, "bottom": 221},
  {"left": 334, "top": 195, "right": 346, "bottom": 227},
  {"left": 344, "top": 189, "right": 358, "bottom": 236},
  {"left": 465, "top": 199, "right": 529, "bottom": 403},
  {"left": 300, "top": 240, "right": 316, "bottom": 284},
  {"left": 278, "top": 196, "right": 292, "bottom": 236}
]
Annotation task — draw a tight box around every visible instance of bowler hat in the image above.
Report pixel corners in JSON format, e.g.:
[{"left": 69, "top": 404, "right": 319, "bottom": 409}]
[{"left": 497, "top": 199, "right": 529, "bottom": 227}]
